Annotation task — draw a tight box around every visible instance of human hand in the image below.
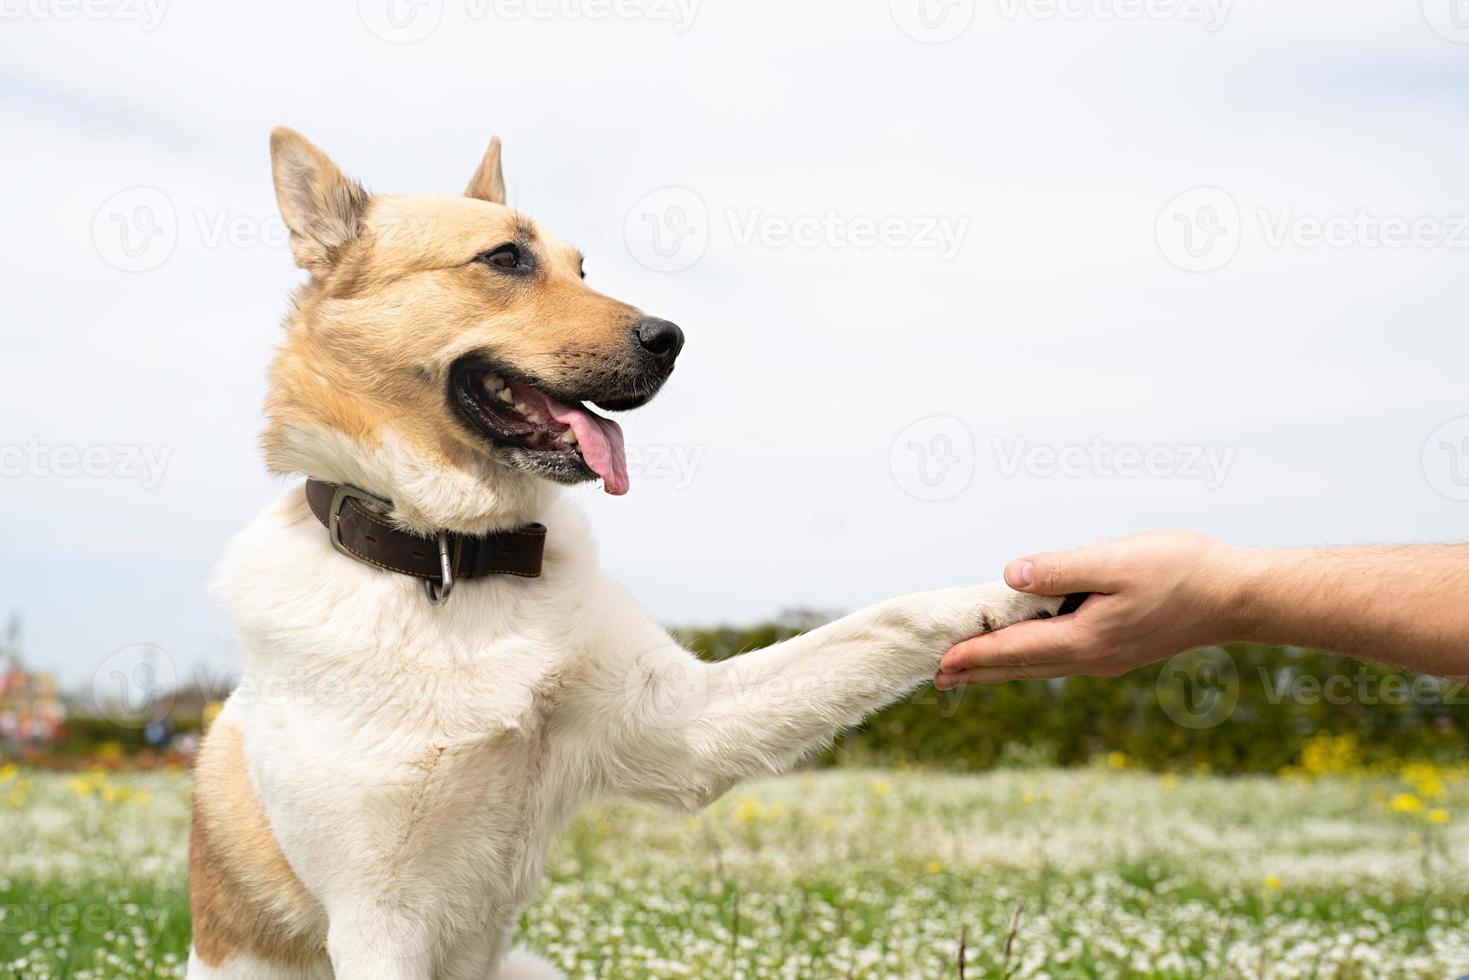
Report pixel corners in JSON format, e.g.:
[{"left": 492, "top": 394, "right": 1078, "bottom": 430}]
[{"left": 935, "top": 530, "right": 1251, "bottom": 688}]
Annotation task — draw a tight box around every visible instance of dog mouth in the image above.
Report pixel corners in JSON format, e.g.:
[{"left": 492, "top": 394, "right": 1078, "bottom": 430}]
[{"left": 451, "top": 362, "right": 631, "bottom": 495}]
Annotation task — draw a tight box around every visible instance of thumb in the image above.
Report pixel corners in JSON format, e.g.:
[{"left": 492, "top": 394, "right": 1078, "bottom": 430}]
[{"left": 1005, "top": 549, "right": 1116, "bottom": 596}]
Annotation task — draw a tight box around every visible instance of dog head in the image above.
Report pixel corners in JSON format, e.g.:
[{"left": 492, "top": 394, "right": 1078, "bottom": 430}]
[{"left": 262, "top": 128, "right": 683, "bottom": 531}]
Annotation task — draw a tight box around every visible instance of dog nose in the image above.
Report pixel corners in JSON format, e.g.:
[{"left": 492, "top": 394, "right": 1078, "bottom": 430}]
[{"left": 634, "top": 318, "right": 685, "bottom": 365}]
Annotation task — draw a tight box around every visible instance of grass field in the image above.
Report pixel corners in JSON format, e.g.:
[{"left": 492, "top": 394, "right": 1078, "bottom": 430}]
[{"left": 3, "top": 759, "right": 1468, "bottom": 978}]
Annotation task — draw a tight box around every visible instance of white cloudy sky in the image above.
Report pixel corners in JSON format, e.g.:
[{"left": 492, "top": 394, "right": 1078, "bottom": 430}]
[{"left": 1, "top": 0, "right": 1466, "bottom": 688}]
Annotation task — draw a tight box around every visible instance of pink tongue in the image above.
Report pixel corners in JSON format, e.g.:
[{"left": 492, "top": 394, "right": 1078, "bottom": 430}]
[{"left": 510, "top": 384, "right": 629, "bottom": 495}]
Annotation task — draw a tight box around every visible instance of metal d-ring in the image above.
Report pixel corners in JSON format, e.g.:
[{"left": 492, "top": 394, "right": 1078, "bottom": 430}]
[{"left": 424, "top": 531, "right": 455, "bottom": 606}]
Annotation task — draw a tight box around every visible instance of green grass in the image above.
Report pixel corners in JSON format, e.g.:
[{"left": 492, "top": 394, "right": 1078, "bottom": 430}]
[{"left": 2, "top": 765, "right": 1467, "bottom": 977}]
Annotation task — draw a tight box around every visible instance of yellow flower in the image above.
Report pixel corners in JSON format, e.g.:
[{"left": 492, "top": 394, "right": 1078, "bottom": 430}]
[
  {"left": 1159, "top": 774, "right": 1179, "bottom": 790},
  {"left": 870, "top": 780, "right": 891, "bottom": 797},
  {"left": 0, "top": 763, "right": 17, "bottom": 784},
  {"left": 1390, "top": 793, "right": 1424, "bottom": 813},
  {"left": 1107, "top": 752, "right": 1128, "bottom": 770},
  {"left": 924, "top": 860, "right": 943, "bottom": 875},
  {"left": 1264, "top": 876, "right": 1281, "bottom": 891},
  {"left": 733, "top": 798, "right": 761, "bottom": 824},
  {"left": 1429, "top": 809, "right": 1449, "bottom": 824},
  {"left": 1022, "top": 792, "right": 1036, "bottom": 805}
]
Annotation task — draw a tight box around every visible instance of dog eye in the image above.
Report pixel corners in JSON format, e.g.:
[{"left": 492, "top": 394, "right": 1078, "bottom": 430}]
[{"left": 479, "top": 244, "right": 523, "bottom": 270}]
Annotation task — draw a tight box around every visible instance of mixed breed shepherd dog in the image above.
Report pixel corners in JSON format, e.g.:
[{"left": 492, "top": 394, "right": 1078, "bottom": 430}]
[{"left": 186, "top": 128, "right": 1063, "bottom": 979}]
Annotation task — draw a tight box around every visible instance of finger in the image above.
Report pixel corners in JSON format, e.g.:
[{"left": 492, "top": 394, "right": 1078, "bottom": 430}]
[
  {"left": 939, "top": 617, "right": 1082, "bottom": 673},
  {"left": 1005, "top": 548, "right": 1119, "bottom": 596},
  {"left": 935, "top": 663, "right": 1077, "bottom": 688}
]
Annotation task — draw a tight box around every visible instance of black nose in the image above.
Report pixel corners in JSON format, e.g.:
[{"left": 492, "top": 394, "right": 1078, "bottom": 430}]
[{"left": 633, "top": 317, "right": 685, "bottom": 365}]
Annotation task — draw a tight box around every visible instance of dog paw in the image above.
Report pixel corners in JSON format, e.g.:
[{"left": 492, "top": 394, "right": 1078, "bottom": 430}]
[{"left": 964, "top": 583, "right": 1066, "bottom": 637}]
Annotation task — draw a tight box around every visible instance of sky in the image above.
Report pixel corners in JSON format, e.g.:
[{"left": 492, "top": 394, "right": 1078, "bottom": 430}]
[{"left": 1, "top": 0, "right": 1467, "bottom": 691}]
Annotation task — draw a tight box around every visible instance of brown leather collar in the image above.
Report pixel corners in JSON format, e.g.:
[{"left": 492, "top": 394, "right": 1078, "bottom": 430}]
[{"left": 305, "top": 480, "right": 545, "bottom": 603}]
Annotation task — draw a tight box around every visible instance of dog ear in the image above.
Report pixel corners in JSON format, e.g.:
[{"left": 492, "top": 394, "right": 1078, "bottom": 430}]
[
  {"left": 465, "top": 136, "right": 507, "bottom": 205},
  {"left": 269, "top": 127, "right": 369, "bottom": 273}
]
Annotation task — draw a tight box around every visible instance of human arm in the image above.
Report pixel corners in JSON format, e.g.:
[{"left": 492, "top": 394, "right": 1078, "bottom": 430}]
[{"left": 936, "top": 531, "right": 1469, "bottom": 688}]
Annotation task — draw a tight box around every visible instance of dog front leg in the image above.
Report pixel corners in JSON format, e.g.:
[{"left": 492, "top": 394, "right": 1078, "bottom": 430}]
[{"left": 593, "top": 583, "right": 1062, "bottom": 811}]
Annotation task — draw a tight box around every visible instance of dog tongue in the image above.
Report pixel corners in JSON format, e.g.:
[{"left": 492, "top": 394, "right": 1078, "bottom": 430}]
[{"left": 510, "top": 384, "right": 629, "bottom": 495}]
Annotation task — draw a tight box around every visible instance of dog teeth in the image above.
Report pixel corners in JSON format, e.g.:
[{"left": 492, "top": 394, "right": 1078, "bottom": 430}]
[
  {"left": 559, "top": 429, "right": 578, "bottom": 446},
  {"left": 481, "top": 373, "right": 505, "bottom": 391},
  {"left": 525, "top": 412, "right": 544, "bottom": 425},
  {"left": 497, "top": 388, "right": 514, "bottom": 404}
]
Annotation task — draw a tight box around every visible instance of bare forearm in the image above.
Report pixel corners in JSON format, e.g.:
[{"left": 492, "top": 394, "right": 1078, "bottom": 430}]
[
  {"left": 938, "top": 532, "right": 1469, "bottom": 689},
  {"left": 1231, "top": 544, "right": 1469, "bottom": 677}
]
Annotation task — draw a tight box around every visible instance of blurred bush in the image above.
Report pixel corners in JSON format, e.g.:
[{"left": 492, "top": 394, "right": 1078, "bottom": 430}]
[{"left": 675, "top": 622, "right": 1469, "bottom": 774}]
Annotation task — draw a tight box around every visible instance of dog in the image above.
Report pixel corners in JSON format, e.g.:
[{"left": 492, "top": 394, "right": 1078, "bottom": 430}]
[{"left": 185, "top": 128, "right": 1063, "bottom": 979}]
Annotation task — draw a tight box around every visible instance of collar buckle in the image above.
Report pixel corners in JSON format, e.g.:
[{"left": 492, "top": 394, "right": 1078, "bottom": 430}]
[{"left": 328, "top": 483, "right": 393, "bottom": 560}]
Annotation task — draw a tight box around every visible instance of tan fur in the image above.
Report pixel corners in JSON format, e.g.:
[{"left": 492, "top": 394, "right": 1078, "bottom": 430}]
[
  {"left": 189, "top": 722, "right": 328, "bottom": 969},
  {"left": 260, "top": 129, "right": 645, "bottom": 519},
  {"left": 465, "top": 137, "right": 507, "bottom": 205}
]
